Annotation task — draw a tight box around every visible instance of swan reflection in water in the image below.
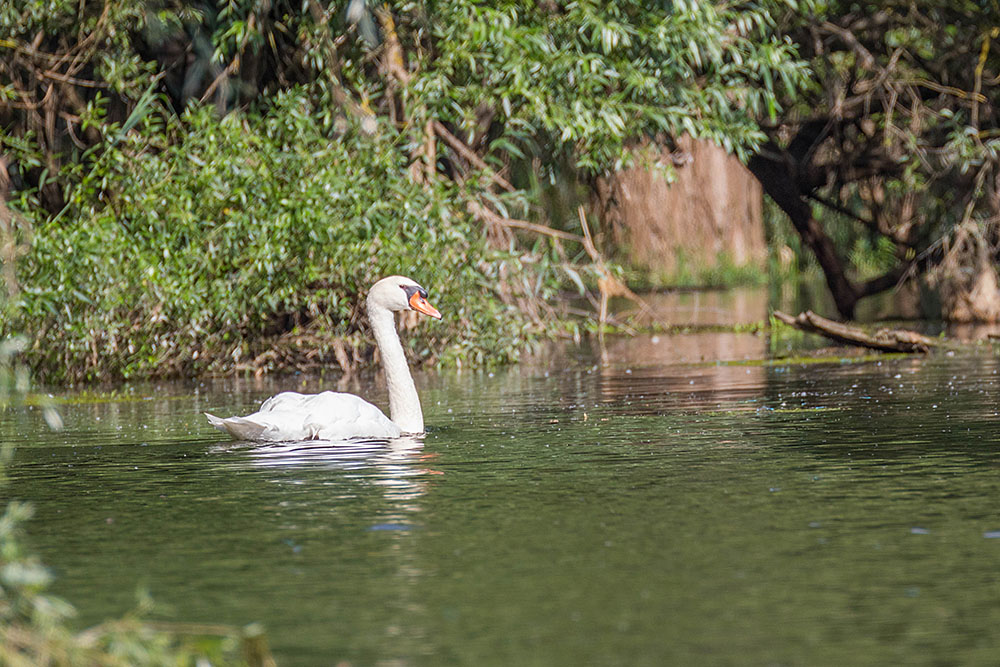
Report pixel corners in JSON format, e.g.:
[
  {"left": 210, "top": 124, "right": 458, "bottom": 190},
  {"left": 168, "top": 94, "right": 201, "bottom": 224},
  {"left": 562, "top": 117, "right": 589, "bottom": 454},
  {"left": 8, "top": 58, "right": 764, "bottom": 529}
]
[
  {"left": 212, "top": 434, "right": 437, "bottom": 651},
  {"left": 211, "top": 434, "right": 439, "bottom": 533},
  {"left": 212, "top": 434, "right": 437, "bottom": 502}
]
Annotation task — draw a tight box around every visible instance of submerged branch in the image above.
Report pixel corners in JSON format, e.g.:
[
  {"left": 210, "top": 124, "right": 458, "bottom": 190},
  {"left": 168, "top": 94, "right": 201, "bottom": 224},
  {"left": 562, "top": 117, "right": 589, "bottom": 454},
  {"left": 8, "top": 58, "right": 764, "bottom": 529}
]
[{"left": 773, "top": 310, "right": 936, "bottom": 353}]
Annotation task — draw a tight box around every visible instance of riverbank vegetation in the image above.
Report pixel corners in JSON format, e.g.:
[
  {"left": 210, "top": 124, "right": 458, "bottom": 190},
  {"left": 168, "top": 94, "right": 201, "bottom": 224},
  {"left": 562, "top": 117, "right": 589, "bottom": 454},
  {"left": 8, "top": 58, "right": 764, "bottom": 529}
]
[
  {"left": 750, "top": 0, "right": 1000, "bottom": 322},
  {"left": 0, "top": 0, "right": 804, "bottom": 382},
  {"left": 12, "top": 93, "right": 540, "bottom": 380},
  {"left": 2, "top": 1, "right": 997, "bottom": 383}
]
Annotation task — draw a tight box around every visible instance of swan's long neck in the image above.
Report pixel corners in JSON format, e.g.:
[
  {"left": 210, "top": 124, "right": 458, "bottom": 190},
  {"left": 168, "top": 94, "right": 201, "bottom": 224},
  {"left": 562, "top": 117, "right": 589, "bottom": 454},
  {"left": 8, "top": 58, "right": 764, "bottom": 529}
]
[{"left": 367, "top": 302, "right": 423, "bottom": 433}]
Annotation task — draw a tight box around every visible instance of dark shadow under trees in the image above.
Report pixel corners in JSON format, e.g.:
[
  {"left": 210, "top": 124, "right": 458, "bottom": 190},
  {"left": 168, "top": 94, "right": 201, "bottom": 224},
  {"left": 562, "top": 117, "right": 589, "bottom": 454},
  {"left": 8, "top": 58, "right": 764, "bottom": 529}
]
[{"left": 749, "top": 1, "right": 1000, "bottom": 322}]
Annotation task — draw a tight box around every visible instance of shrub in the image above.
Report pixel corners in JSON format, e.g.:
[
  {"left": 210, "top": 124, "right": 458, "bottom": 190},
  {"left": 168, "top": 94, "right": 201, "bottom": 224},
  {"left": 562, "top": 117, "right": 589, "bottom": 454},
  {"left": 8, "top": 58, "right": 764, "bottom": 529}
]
[{"left": 9, "top": 90, "right": 537, "bottom": 382}]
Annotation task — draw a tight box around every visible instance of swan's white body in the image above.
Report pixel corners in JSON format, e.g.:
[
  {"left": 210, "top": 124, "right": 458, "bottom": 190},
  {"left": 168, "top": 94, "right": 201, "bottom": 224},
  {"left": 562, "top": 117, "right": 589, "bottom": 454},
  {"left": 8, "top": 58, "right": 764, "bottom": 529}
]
[
  {"left": 205, "top": 391, "right": 401, "bottom": 441},
  {"left": 205, "top": 276, "right": 440, "bottom": 442}
]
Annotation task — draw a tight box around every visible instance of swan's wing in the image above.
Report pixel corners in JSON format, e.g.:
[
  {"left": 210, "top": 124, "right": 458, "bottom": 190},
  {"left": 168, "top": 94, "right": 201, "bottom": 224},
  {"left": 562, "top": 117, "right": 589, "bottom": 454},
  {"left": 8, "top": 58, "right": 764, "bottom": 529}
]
[
  {"left": 302, "top": 392, "right": 401, "bottom": 440},
  {"left": 207, "top": 391, "right": 400, "bottom": 441},
  {"left": 258, "top": 391, "right": 310, "bottom": 413},
  {"left": 205, "top": 410, "right": 311, "bottom": 441}
]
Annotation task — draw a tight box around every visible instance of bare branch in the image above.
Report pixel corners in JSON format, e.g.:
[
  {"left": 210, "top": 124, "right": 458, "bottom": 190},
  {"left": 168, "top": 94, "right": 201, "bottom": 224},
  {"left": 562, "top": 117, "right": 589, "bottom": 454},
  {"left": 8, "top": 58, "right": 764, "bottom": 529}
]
[
  {"left": 432, "top": 121, "right": 516, "bottom": 193},
  {"left": 774, "top": 310, "right": 935, "bottom": 352}
]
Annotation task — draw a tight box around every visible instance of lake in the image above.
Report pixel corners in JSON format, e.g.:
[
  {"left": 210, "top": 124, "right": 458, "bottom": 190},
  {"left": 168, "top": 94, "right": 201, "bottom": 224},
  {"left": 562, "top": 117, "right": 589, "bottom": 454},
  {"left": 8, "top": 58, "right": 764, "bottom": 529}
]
[{"left": 4, "top": 325, "right": 1000, "bottom": 665}]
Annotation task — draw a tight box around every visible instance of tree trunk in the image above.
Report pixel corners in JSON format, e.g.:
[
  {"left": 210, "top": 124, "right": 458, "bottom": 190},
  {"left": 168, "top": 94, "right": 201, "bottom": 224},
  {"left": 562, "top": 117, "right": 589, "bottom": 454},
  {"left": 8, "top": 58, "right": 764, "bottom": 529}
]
[
  {"left": 596, "top": 136, "right": 766, "bottom": 282},
  {"left": 747, "top": 144, "right": 863, "bottom": 319}
]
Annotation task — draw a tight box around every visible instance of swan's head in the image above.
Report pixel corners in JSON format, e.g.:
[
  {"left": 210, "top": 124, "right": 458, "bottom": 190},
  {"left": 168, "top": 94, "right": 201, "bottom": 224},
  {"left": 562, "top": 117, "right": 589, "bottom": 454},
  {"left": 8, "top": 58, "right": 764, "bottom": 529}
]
[{"left": 367, "top": 275, "right": 442, "bottom": 319}]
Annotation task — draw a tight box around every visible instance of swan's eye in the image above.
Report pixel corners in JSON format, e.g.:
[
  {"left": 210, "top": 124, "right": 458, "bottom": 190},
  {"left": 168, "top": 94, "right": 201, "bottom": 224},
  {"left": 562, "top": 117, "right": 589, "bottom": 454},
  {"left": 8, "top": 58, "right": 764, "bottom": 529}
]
[{"left": 400, "top": 284, "right": 428, "bottom": 300}]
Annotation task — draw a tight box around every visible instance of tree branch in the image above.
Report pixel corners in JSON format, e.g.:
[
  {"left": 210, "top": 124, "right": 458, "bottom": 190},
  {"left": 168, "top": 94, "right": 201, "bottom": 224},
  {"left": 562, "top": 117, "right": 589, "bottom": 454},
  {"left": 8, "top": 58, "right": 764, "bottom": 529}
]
[
  {"left": 466, "top": 201, "right": 580, "bottom": 242},
  {"left": 432, "top": 120, "right": 515, "bottom": 193},
  {"left": 860, "top": 265, "right": 909, "bottom": 298},
  {"left": 774, "top": 310, "right": 935, "bottom": 352}
]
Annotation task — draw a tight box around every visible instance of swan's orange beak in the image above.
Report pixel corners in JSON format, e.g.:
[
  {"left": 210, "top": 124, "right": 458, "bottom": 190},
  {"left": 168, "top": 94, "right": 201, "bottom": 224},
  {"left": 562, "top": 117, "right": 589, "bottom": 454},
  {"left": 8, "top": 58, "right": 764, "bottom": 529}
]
[{"left": 409, "top": 292, "right": 442, "bottom": 319}]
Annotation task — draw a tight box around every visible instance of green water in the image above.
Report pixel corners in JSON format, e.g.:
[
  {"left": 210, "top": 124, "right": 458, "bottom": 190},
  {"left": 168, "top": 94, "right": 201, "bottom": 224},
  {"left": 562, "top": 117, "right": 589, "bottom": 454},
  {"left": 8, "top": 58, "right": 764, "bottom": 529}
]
[{"left": 4, "top": 340, "right": 1000, "bottom": 665}]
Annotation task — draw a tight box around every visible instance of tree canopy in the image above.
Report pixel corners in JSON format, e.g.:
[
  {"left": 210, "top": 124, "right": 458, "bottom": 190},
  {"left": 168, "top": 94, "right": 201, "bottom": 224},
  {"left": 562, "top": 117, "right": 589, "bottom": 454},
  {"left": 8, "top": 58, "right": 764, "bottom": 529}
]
[
  {"left": 0, "top": 0, "right": 806, "bottom": 380},
  {"left": 3, "top": 0, "right": 997, "bottom": 380},
  {"left": 752, "top": 0, "right": 1000, "bottom": 321}
]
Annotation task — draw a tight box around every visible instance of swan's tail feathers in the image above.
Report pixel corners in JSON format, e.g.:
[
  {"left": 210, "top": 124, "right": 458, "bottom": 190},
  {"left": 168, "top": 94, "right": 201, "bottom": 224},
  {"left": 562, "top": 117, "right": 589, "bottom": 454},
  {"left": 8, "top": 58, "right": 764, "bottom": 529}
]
[{"left": 205, "top": 413, "right": 267, "bottom": 440}]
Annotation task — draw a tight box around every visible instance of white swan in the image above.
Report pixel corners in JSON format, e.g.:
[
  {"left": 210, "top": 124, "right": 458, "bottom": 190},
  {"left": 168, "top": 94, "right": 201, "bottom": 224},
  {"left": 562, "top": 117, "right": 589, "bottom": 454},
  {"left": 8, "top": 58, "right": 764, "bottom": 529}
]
[{"left": 205, "top": 276, "right": 441, "bottom": 441}]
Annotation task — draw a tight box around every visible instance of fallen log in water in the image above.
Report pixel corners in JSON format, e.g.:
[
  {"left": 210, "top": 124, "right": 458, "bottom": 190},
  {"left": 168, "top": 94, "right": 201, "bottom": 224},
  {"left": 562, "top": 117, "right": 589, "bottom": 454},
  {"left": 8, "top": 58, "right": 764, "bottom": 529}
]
[{"left": 772, "top": 310, "right": 936, "bottom": 353}]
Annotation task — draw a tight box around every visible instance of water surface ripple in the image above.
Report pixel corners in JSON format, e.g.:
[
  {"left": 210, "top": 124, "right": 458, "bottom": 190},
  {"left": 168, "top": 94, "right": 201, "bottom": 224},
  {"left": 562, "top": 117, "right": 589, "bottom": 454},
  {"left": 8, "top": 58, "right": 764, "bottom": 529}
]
[{"left": 4, "top": 348, "right": 1000, "bottom": 665}]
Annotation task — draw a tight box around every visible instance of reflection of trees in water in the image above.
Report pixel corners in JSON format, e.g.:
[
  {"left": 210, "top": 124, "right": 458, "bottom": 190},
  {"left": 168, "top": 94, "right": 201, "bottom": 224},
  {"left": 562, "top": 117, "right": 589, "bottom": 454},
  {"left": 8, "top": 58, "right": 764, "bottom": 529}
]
[
  {"left": 593, "top": 325, "right": 767, "bottom": 415},
  {"left": 590, "top": 288, "right": 769, "bottom": 412},
  {"left": 946, "top": 322, "right": 1000, "bottom": 342},
  {"left": 415, "top": 331, "right": 771, "bottom": 420},
  {"left": 596, "top": 332, "right": 766, "bottom": 367},
  {"left": 593, "top": 360, "right": 769, "bottom": 416},
  {"left": 627, "top": 288, "right": 769, "bottom": 328}
]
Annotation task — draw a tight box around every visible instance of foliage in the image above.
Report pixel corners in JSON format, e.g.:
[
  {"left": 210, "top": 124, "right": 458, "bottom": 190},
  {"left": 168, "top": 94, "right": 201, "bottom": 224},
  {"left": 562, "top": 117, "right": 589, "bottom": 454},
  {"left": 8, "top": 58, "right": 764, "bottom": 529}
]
[
  {"left": 8, "top": 90, "right": 547, "bottom": 382},
  {"left": 0, "top": 0, "right": 809, "bottom": 198},
  {"left": 623, "top": 251, "right": 769, "bottom": 290},
  {"left": 0, "top": 0, "right": 811, "bottom": 380},
  {"left": 0, "top": 0, "right": 191, "bottom": 213},
  {"left": 0, "top": 498, "right": 265, "bottom": 665},
  {"left": 399, "top": 0, "right": 808, "bottom": 171},
  {"left": 750, "top": 0, "right": 1000, "bottom": 320}
]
